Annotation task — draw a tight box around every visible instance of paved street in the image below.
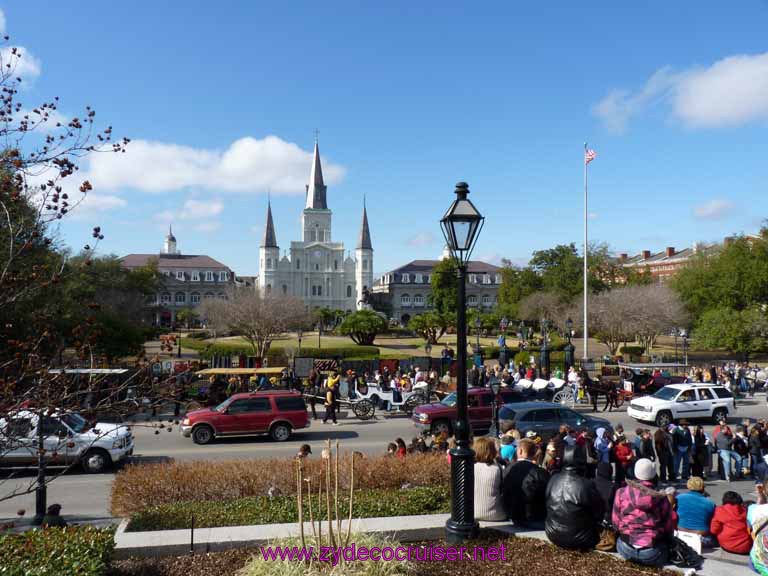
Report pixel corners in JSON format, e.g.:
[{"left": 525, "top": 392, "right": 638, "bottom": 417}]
[{"left": 2, "top": 396, "right": 766, "bottom": 522}]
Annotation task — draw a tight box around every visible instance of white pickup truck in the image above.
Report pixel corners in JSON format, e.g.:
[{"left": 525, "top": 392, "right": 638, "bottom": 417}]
[{"left": 0, "top": 410, "right": 134, "bottom": 473}]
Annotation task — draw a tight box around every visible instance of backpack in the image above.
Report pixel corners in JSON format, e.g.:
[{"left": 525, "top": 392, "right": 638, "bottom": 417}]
[{"left": 668, "top": 536, "right": 704, "bottom": 569}]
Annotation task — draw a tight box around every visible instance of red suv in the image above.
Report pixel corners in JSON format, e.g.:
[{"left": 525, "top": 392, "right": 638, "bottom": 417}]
[
  {"left": 181, "top": 391, "right": 309, "bottom": 444},
  {"left": 412, "top": 387, "right": 524, "bottom": 436}
]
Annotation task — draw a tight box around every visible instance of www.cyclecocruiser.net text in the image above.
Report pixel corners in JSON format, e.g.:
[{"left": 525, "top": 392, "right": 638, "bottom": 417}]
[{"left": 260, "top": 544, "right": 509, "bottom": 565}]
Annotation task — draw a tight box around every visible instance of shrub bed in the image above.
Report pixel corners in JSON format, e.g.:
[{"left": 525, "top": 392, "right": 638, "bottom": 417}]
[
  {"left": 111, "top": 453, "right": 449, "bottom": 517},
  {"left": 181, "top": 339, "right": 380, "bottom": 362},
  {"left": 0, "top": 526, "right": 114, "bottom": 576},
  {"left": 127, "top": 486, "right": 449, "bottom": 531}
]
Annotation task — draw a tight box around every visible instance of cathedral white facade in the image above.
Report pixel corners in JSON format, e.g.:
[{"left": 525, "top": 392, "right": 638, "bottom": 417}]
[{"left": 258, "top": 141, "right": 373, "bottom": 312}]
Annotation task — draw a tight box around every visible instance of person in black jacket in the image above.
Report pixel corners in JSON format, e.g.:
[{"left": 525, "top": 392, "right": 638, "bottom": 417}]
[
  {"left": 594, "top": 462, "right": 617, "bottom": 524},
  {"left": 502, "top": 438, "right": 550, "bottom": 528},
  {"left": 545, "top": 445, "right": 604, "bottom": 551}
]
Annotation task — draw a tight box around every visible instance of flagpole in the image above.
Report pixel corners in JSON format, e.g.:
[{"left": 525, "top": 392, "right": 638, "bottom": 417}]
[{"left": 583, "top": 142, "right": 589, "bottom": 362}]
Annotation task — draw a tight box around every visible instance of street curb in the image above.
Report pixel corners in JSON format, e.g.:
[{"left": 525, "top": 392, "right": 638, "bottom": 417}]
[{"left": 113, "top": 514, "right": 751, "bottom": 574}]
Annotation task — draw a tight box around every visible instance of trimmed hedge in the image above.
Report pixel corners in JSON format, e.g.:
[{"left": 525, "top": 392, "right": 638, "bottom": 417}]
[
  {"left": 182, "top": 339, "right": 380, "bottom": 361},
  {"left": 619, "top": 346, "right": 646, "bottom": 357},
  {"left": 0, "top": 526, "right": 114, "bottom": 576},
  {"left": 127, "top": 486, "right": 449, "bottom": 532},
  {"left": 111, "top": 453, "right": 450, "bottom": 517}
]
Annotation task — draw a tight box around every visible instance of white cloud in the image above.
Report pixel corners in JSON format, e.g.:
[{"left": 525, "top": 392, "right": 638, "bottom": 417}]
[
  {"left": 193, "top": 221, "right": 221, "bottom": 233},
  {"left": 694, "top": 199, "right": 734, "bottom": 220},
  {"left": 155, "top": 198, "right": 224, "bottom": 234},
  {"left": 87, "top": 135, "right": 346, "bottom": 195},
  {"left": 69, "top": 194, "right": 127, "bottom": 219},
  {"left": 0, "top": 9, "right": 7, "bottom": 34},
  {"left": 406, "top": 231, "right": 436, "bottom": 248},
  {"left": 593, "top": 52, "right": 768, "bottom": 131},
  {"left": 588, "top": 212, "right": 598, "bottom": 220}
]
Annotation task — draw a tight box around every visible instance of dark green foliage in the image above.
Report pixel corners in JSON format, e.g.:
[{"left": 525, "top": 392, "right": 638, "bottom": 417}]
[
  {"left": 338, "top": 310, "right": 388, "bottom": 345},
  {"left": 127, "top": 486, "right": 449, "bottom": 532},
  {"left": 182, "top": 338, "right": 380, "bottom": 361},
  {"left": 429, "top": 258, "right": 459, "bottom": 316},
  {"left": 0, "top": 526, "right": 114, "bottom": 576},
  {"left": 619, "top": 346, "right": 646, "bottom": 357}
]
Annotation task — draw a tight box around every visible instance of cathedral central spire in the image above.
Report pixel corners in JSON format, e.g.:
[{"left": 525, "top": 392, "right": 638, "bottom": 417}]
[
  {"left": 305, "top": 141, "right": 328, "bottom": 210},
  {"left": 262, "top": 200, "right": 278, "bottom": 248}
]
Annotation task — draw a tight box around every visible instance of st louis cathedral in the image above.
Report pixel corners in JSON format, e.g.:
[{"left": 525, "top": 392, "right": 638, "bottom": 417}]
[{"left": 258, "top": 140, "right": 373, "bottom": 311}]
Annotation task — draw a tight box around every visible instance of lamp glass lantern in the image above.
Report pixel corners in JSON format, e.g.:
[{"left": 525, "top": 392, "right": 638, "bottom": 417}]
[
  {"left": 565, "top": 318, "right": 573, "bottom": 334},
  {"left": 440, "top": 182, "right": 485, "bottom": 265}
]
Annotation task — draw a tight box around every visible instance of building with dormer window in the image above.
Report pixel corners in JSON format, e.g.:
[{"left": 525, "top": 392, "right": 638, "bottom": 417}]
[{"left": 121, "top": 226, "right": 236, "bottom": 326}]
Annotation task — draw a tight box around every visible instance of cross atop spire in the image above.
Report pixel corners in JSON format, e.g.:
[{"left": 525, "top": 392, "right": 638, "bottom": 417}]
[
  {"left": 305, "top": 139, "right": 328, "bottom": 210},
  {"left": 262, "top": 200, "right": 278, "bottom": 248}
]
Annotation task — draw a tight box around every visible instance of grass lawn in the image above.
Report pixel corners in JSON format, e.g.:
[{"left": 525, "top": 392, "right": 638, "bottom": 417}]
[{"left": 183, "top": 333, "right": 512, "bottom": 360}]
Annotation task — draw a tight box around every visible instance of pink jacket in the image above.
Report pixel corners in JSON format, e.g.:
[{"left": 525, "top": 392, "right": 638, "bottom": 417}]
[{"left": 612, "top": 480, "right": 677, "bottom": 548}]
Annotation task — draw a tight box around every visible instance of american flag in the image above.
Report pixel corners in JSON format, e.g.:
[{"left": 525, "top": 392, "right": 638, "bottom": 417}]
[{"left": 585, "top": 148, "right": 597, "bottom": 165}]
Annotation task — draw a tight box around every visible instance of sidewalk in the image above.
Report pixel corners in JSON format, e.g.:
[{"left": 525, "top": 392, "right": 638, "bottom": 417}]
[{"left": 113, "top": 513, "right": 752, "bottom": 575}]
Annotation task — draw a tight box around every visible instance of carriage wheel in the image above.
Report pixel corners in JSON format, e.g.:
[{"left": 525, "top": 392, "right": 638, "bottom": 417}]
[
  {"left": 404, "top": 393, "right": 428, "bottom": 415},
  {"left": 614, "top": 393, "right": 625, "bottom": 409},
  {"left": 552, "top": 389, "right": 574, "bottom": 406},
  {"left": 353, "top": 399, "right": 376, "bottom": 421}
]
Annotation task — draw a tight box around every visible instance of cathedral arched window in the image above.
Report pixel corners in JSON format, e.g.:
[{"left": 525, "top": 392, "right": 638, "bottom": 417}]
[
  {"left": 334, "top": 260, "right": 338, "bottom": 270},
  {"left": 266, "top": 284, "right": 272, "bottom": 294},
  {"left": 346, "top": 285, "right": 352, "bottom": 298},
  {"left": 282, "top": 284, "right": 287, "bottom": 295},
  {"left": 296, "top": 259, "right": 301, "bottom": 270}
]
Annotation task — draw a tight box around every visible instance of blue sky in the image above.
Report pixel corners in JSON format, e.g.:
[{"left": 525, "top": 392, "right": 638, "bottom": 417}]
[{"left": 7, "top": 2, "right": 768, "bottom": 275}]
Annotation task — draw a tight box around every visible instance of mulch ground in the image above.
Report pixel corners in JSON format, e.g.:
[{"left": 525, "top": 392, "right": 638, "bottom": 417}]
[{"left": 108, "top": 530, "right": 678, "bottom": 576}]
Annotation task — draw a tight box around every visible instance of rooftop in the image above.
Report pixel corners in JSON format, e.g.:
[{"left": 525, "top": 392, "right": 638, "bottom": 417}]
[{"left": 121, "top": 253, "right": 231, "bottom": 270}]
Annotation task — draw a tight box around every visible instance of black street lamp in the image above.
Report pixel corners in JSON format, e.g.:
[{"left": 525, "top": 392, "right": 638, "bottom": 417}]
[
  {"left": 489, "top": 379, "right": 501, "bottom": 439},
  {"left": 474, "top": 314, "right": 482, "bottom": 356},
  {"left": 681, "top": 329, "right": 688, "bottom": 366},
  {"left": 539, "top": 318, "right": 551, "bottom": 376},
  {"left": 297, "top": 329, "right": 303, "bottom": 356},
  {"left": 440, "top": 181, "right": 484, "bottom": 544},
  {"left": 564, "top": 318, "right": 575, "bottom": 374}
]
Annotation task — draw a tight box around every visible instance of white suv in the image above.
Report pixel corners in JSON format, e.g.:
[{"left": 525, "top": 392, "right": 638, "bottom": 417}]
[
  {"left": 0, "top": 410, "right": 134, "bottom": 473},
  {"left": 627, "top": 384, "right": 735, "bottom": 428}
]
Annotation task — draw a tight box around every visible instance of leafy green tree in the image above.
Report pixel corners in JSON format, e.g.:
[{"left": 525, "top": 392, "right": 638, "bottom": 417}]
[
  {"left": 672, "top": 236, "right": 768, "bottom": 320},
  {"left": 176, "top": 308, "right": 199, "bottom": 329},
  {"left": 529, "top": 242, "right": 613, "bottom": 301},
  {"left": 338, "top": 309, "right": 387, "bottom": 345},
  {"left": 409, "top": 311, "right": 453, "bottom": 344},
  {"left": 694, "top": 306, "right": 768, "bottom": 362},
  {"left": 429, "top": 257, "right": 458, "bottom": 315},
  {"left": 497, "top": 263, "right": 542, "bottom": 318}
]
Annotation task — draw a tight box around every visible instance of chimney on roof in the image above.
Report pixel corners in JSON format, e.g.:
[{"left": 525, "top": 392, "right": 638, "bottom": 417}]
[
  {"left": 642, "top": 250, "right": 651, "bottom": 259},
  {"left": 619, "top": 253, "right": 628, "bottom": 262},
  {"left": 665, "top": 247, "right": 675, "bottom": 257}
]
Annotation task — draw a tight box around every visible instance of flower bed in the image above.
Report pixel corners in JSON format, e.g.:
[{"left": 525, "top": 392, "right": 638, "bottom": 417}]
[
  {"left": 109, "top": 531, "right": 676, "bottom": 576},
  {"left": 111, "top": 453, "right": 449, "bottom": 517},
  {"left": 0, "top": 526, "right": 114, "bottom": 576},
  {"left": 127, "top": 486, "right": 449, "bottom": 532}
]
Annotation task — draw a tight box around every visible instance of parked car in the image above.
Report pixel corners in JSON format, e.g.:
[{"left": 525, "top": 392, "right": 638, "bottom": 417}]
[
  {"left": 181, "top": 390, "right": 310, "bottom": 444},
  {"left": 412, "top": 386, "right": 526, "bottom": 436},
  {"left": 0, "top": 410, "right": 134, "bottom": 473},
  {"left": 627, "top": 383, "right": 736, "bottom": 427},
  {"left": 497, "top": 402, "right": 612, "bottom": 443}
]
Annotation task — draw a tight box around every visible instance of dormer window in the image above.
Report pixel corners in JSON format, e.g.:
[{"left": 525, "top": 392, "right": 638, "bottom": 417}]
[
  {"left": 205, "top": 271, "right": 214, "bottom": 282},
  {"left": 176, "top": 271, "right": 185, "bottom": 281},
  {"left": 191, "top": 271, "right": 200, "bottom": 282},
  {"left": 402, "top": 273, "right": 410, "bottom": 283},
  {"left": 415, "top": 273, "right": 423, "bottom": 283},
  {"left": 219, "top": 271, "right": 228, "bottom": 282}
]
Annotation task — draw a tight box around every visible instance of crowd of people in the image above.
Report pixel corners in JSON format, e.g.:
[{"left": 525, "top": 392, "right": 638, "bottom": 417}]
[
  {"left": 458, "top": 420, "right": 768, "bottom": 569},
  {"left": 686, "top": 363, "right": 766, "bottom": 397}
]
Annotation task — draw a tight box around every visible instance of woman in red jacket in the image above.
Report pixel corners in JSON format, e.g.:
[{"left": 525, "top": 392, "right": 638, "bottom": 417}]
[{"left": 710, "top": 491, "right": 751, "bottom": 555}]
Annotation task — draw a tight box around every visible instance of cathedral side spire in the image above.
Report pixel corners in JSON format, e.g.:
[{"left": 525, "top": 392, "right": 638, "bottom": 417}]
[
  {"left": 262, "top": 201, "right": 278, "bottom": 248},
  {"left": 304, "top": 140, "right": 328, "bottom": 210},
  {"left": 357, "top": 201, "right": 372, "bottom": 250}
]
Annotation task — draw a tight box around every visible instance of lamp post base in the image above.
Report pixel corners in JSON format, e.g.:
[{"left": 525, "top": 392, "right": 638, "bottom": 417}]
[{"left": 445, "top": 442, "right": 478, "bottom": 544}]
